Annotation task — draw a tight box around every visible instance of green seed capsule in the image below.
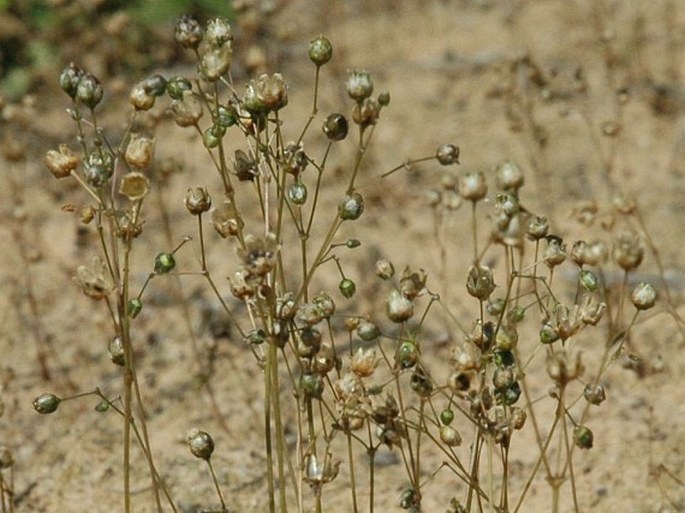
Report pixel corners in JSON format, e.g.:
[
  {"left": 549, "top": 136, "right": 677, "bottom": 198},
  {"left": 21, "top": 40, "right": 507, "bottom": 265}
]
[
  {"left": 288, "top": 181, "right": 308, "bottom": 205},
  {"left": 440, "top": 408, "right": 454, "bottom": 425},
  {"left": 187, "top": 430, "right": 215, "bottom": 460},
  {"left": 573, "top": 425, "right": 594, "bottom": 449},
  {"left": 300, "top": 373, "right": 324, "bottom": 399},
  {"left": 154, "top": 252, "right": 175, "bottom": 274},
  {"left": 128, "top": 298, "right": 143, "bottom": 318},
  {"left": 579, "top": 269, "right": 599, "bottom": 292},
  {"left": 339, "top": 278, "right": 356, "bottom": 298},
  {"left": 396, "top": 340, "right": 419, "bottom": 369},
  {"left": 308, "top": 35, "right": 333, "bottom": 66},
  {"left": 495, "top": 381, "right": 521, "bottom": 406},
  {"left": 33, "top": 393, "right": 61, "bottom": 414},
  {"left": 338, "top": 192, "right": 364, "bottom": 220},
  {"left": 166, "top": 76, "right": 192, "bottom": 100}
]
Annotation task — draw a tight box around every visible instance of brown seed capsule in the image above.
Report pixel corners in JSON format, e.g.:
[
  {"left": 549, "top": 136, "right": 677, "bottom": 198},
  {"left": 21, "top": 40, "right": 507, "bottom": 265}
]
[
  {"left": 612, "top": 231, "right": 643, "bottom": 271},
  {"left": 125, "top": 136, "right": 155, "bottom": 169},
  {"left": 346, "top": 70, "right": 373, "bottom": 102},
  {"left": 119, "top": 172, "right": 150, "bottom": 201},
  {"left": 184, "top": 186, "right": 212, "bottom": 215},
  {"left": 631, "top": 282, "right": 657, "bottom": 310},
  {"left": 496, "top": 161, "right": 524, "bottom": 191},
  {"left": 45, "top": 145, "right": 79, "bottom": 179},
  {"left": 436, "top": 143, "right": 460, "bottom": 165},
  {"left": 466, "top": 265, "right": 496, "bottom": 301},
  {"left": 386, "top": 288, "right": 413, "bottom": 323}
]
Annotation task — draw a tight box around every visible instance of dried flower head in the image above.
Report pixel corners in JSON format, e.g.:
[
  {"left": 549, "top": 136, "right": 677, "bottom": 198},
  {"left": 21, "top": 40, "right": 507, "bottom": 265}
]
[
  {"left": 175, "top": 15, "right": 203, "bottom": 49},
  {"left": 346, "top": 70, "right": 373, "bottom": 102},
  {"left": 211, "top": 200, "right": 243, "bottom": 237},
  {"left": 238, "top": 233, "right": 279, "bottom": 277}
]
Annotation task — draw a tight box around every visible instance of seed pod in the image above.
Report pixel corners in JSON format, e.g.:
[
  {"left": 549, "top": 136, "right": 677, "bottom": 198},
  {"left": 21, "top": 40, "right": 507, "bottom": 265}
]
[
  {"left": 506, "top": 305, "right": 526, "bottom": 324},
  {"left": 205, "top": 18, "right": 232, "bottom": 47},
  {"left": 33, "top": 393, "right": 61, "bottom": 414},
  {"left": 288, "top": 180, "right": 308, "bottom": 205},
  {"left": 217, "top": 104, "right": 239, "bottom": 128},
  {"left": 493, "top": 367, "right": 516, "bottom": 389},
  {"left": 44, "top": 145, "right": 79, "bottom": 179},
  {"left": 243, "top": 73, "right": 288, "bottom": 113},
  {"left": 386, "top": 288, "right": 413, "bottom": 323},
  {"left": 300, "top": 373, "right": 324, "bottom": 399},
  {"left": 171, "top": 90, "right": 203, "bottom": 127},
  {"left": 119, "top": 172, "right": 150, "bottom": 201},
  {"left": 187, "top": 429, "right": 214, "bottom": 460},
  {"left": 436, "top": 143, "right": 460, "bottom": 165},
  {"left": 494, "top": 382, "right": 521, "bottom": 405},
  {"left": 128, "top": 298, "right": 143, "bottom": 319},
  {"left": 526, "top": 215, "right": 549, "bottom": 240},
  {"left": 339, "top": 278, "right": 356, "bottom": 298},
  {"left": 350, "top": 347, "right": 378, "bottom": 377},
  {"left": 510, "top": 407, "right": 527, "bottom": 429},
  {"left": 378, "top": 91, "right": 390, "bottom": 106},
  {"left": 583, "top": 383, "right": 606, "bottom": 405},
  {"left": 203, "top": 124, "right": 225, "bottom": 148},
  {"left": 539, "top": 322, "right": 559, "bottom": 344},
  {"left": 76, "top": 73, "right": 104, "bottom": 109},
  {"left": 175, "top": 15, "right": 203, "bottom": 49},
  {"left": 108, "top": 336, "right": 125, "bottom": 366},
  {"left": 375, "top": 258, "right": 395, "bottom": 280},
  {"left": 338, "top": 192, "right": 364, "bottom": 220},
  {"left": 496, "top": 161, "right": 524, "bottom": 191},
  {"left": 59, "top": 62, "right": 83, "bottom": 99},
  {"left": 458, "top": 171, "right": 487, "bottom": 202},
  {"left": 613, "top": 231, "right": 644, "bottom": 271},
  {"left": 309, "top": 35, "right": 333, "bottom": 66},
  {"left": 352, "top": 97, "right": 380, "bottom": 126},
  {"left": 84, "top": 152, "right": 114, "bottom": 187},
  {"left": 166, "top": 76, "right": 192, "bottom": 100},
  {"left": 322, "top": 113, "right": 348, "bottom": 141},
  {"left": 573, "top": 425, "right": 594, "bottom": 449},
  {"left": 494, "top": 350, "right": 515, "bottom": 368},
  {"left": 301, "top": 326, "right": 322, "bottom": 350},
  {"left": 200, "top": 43, "right": 233, "bottom": 82},
  {"left": 631, "top": 282, "right": 657, "bottom": 310},
  {"left": 346, "top": 239, "right": 361, "bottom": 248},
  {"left": 185, "top": 186, "right": 212, "bottom": 215},
  {"left": 395, "top": 340, "right": 419, "bottom": 369},
  {"left": 356, "top": 319, "right": 380, "bottom": 341},
  {"left": 440, "top": 408, "right": 454, "bottom": 425},
  {"left": 154, "top": 253, "right": 175, "bottom": 274},
  {"left": 440, "top": 425, "right": 462, "bottom": 447},
  {"left": 410, "top": 367, "right": 433, "bottom": 397},
  {"left": 466, "top": 265, "right": 496, "bottom": 301},
  {"left": 578, "top": 269, "right": 599, "bottom": 292},
  {"left": 313, "top": 291, "right": 336, "bottom": 318},
  {"left": 543, "top": 236, "right": 566, "bottom": 268},
  {"left": 129, "top": 82, "right": 156, "bottom": 111},
  {"left": 346, "top": 70, "right": 373, "bottom": 102}
]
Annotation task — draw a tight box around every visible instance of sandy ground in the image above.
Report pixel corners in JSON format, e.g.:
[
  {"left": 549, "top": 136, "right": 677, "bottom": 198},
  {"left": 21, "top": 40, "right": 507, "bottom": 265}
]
[{"left": 0, "top": 1, "right": 684, "bottom": 512}]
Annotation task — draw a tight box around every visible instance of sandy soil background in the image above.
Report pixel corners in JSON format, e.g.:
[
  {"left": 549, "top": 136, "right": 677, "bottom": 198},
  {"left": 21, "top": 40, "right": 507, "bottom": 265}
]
[{"left": 0, "top": 1, "right": 683, "bottom": 512}]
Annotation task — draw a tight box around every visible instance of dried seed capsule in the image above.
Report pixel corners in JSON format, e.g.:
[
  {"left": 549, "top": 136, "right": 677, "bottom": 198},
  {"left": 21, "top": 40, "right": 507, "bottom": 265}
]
[
  {"left": 573, "top": 425, "right": 594, "bottom": 449},
  {"left": 44, "top": 144, "right": 79, "bottom": 179},
  {"left": 458, "top": 171, "right": 487, "bottom": 201},
  {"left": 187, "top": 429, "right": 214, "bottom": 460},
  {"left": 527, "top": 215, "right": 549, "bottom": 240},
  {"left": 33, "top": 393, "right": 61, "bottom": 414},
  {"left": 466, "top": 265, "right": 496, "bottom": 301},
  {"left": 583, "top": 383, "right": 606, "bottom": 405},
  {"left": 346, "top": 70, "right": 373, "bottom": 102},
  {"left": 496, "top": 161, "right": 524, "bottom": 191},
  {"left": 436, "top": 143, "right": 460, "bottom": 165},
  {"left": 539, "top": 322, "right": 559, "bottom": 344},
  {"left": 543, "top": 236, "right": 566, "bottom": 268},
  {"left": 613, "top": 231, "right": 644, "bottom": 271},
  {"left": 339, "top": 278, "right": 356, "bottom": 298},
  {"left": 375, "top": 258, "right": 395, "bottom": 280},
  {"left": 350, "top": 347, "right": 378, "bottom": 377},
  {"left": 309, "top": 35, "right": 333, "bottom": 66},
  {"left": 440, "top": 425, "right": 462, "bottom": 447},
  {"left": 338, "top": 192, "right": 364, "bottom": 220},
  {"left": 386, "top": 288, "right": 413, "bottom": 323},
  {"left": 205, "top": 18, "right": 232, "bottom": 47},
  {"left": 154, "top": 253, "right": 175, "bottom": 274},
  {"left": 76, "top": 73, "right": 104, "bottom": 109},
  {"left": 631, "top": 282, "right": 657, "bottom": 310},
  {"left": 378, "top": 91, "right": 390, "bottom": 106},
  {"left": 322, "top": 113, "right": 349, "bottom": 141},
  {"left": 108, "top": 336, "right": 125, "bottom": 367},
  {"left": 84, "top": 152, "right": 114, "bottom": 187},
  {"left": 410, "top": 367, "right": 432, "bottom": 397},
  {"left": 171, "top": 90, "right": 203, "bottom": 127},
  {"left": 119, "top": 172, "right": 150, "bottom": 201},
  {"left": 352, "top": 97, "right": 380, "bottom": 126},
  {"left": 356, "top": 319, "right": 380, "bottom": 341},
  {"left": 494, "top": 382, "right": 521, "bottom": 405},
  {"left": 493, "top": 367, "right": 516, "bottom": 389},
  {"left": 175, "top": 15, "right": 203, "bottom": 50},
  {"left": 185, "top": 186, "right": 212, "bottom": 215},
  {"left": 494, "top": 350, "right": 515, "bottom": 368},
  {"left": 243, "top": 73, "right": 288, "bottom": 113},
  {"left": 129, "top": 82, "right": 155, "bottom": 111},
  {"left": 313, "top": 291, "right": 336, "bottom": 318}
]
